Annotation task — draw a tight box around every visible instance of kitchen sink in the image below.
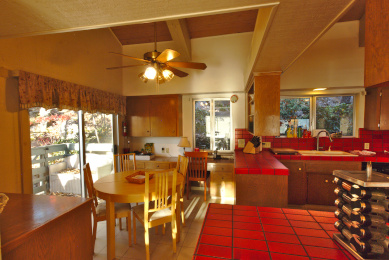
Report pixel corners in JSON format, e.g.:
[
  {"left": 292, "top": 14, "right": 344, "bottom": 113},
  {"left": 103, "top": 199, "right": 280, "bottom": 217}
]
[{"left": 298, "top": 150, "right": 358, "bottom": 157}]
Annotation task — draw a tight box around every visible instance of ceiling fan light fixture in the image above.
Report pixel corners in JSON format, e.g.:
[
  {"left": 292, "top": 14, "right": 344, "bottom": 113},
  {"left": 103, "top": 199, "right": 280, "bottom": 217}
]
[
  {"left": 139, "top": 72, "right": 148, "bottom": 83},
  {"left": 162, "top": 69, "right": 174, "bottom": 81},
  {"left": 144, "top": 66, "right": 157, "bottom": 79}
]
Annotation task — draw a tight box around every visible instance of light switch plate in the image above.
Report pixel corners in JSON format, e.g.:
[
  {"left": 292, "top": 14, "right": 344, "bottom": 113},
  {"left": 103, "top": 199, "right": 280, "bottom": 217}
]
[
  {"left": 238, "top": 139, "right": 245, "bottom": 148},
  {"left": 364, "top": 143, "right": 370, "bottom": 150},
  {"left": 263, "top": 142, "right": 271, "bottom": 148},
  {"left": 166, "top": 148, "right": 169, "bottom": 153}
]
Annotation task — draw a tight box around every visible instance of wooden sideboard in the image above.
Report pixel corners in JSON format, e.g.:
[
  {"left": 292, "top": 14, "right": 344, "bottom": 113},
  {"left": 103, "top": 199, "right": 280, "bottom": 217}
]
[{"left": 0, "top": 193, "right": 92, "bottom": 260}]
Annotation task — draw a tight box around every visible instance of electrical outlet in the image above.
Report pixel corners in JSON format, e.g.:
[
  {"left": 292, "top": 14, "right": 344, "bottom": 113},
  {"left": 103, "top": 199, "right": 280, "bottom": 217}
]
[
  {"left": 166, "top": 148, "right": 169, "bottom": 153},
  {"left": 238, "top": 139, "right": 245, "bottom": 148},
  {"left": 364, "top": 143, "right": 370, "bottom": 150},
  {"left": 162, "top": 147, "right": 165, "bottom": 153},
  {"left": 262, "top": 142, "right": 271, "bottom": 148}
]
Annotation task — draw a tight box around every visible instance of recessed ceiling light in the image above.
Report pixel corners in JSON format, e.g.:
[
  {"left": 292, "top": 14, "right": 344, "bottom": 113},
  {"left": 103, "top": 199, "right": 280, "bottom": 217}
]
[{"left": 313, "top": 88, "right": 327, "bottom": 91}]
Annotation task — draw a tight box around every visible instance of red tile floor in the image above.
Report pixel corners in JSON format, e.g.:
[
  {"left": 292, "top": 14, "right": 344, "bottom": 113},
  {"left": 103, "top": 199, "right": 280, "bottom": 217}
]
[{"left": 193, "top": 204, "right": 356, "bottom": 260}]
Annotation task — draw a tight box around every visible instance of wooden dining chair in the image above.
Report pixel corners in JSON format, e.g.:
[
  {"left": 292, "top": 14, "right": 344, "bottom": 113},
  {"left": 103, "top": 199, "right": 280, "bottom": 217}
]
[
  {"left": 176, "top": 155, "right": 189, "bottom": 226},
  {"left": 132, "top": 169, "right": 178, "bottom": 260},
  {"left": 114, "top": 153, "right": 136, "bottom": 173},
  {"left": 185, "top": 152, "right": 208, "bottom": 201},
  {"left": 83, "top": 163, "right": 132, "bottom": 253}
]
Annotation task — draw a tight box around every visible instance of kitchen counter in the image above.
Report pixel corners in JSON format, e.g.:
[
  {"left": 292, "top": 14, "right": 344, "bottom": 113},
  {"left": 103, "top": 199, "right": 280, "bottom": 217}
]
[
  {"left": 0, "top": 193, "right": 92, "bottom": 259},
  {"left": 140, "top": 156, "right": 234, "bottom": 164},
  {"left": 193, "top": 203, "right": 353, "bottom": 260},
  {"left": 235, "top": 151, "right": 289, "bottom": 175}
]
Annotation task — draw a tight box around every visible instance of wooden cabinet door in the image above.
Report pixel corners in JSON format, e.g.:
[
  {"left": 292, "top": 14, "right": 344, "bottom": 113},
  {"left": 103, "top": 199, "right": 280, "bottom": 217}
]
[
  {"left": 127, "top": 98, "right": 151, "bottom": 136},
  {"left": 149, "top": 97, "right": 178, "bottom": 136},
  {"left": 210, "top": 171, "right": 234, "bottom": 199},
  {"left": 306, "top": 161, "right": 361, "bottom": 205},
  {"left": 380, "top": 87, "right": 389, "bottom": 130},
  {"left": 307, "top": 173, "right": 337, "bottom": 205},
  {"left": 364, "top": 87, "right": 381, "bottom": 130},
  {"left": 281, "top": 161, "right": 306, "bottom": 205}
]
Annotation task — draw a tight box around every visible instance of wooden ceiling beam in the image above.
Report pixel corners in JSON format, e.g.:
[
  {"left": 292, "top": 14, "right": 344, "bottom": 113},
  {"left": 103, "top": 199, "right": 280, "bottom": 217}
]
[{"left": 166, "top": 19, "right": 192, "bottom": 61}]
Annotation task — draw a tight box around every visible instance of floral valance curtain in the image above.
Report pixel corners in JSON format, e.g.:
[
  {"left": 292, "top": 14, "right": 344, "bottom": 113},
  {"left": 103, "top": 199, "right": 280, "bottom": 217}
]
[{"left": 18, "top": 71, "right": 126, "bottom": 115}]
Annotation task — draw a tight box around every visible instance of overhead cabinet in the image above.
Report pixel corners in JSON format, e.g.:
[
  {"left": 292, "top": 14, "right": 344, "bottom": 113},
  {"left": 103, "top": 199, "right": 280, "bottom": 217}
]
[
  {"left": 126, "top": 95, "right": 182, "bottom": 137},
  {"left": 247, "top": 73, "right": 280, "bottom": 136},
  {"left": 364, "top": 86, "right": 389, "bottom": 130}
]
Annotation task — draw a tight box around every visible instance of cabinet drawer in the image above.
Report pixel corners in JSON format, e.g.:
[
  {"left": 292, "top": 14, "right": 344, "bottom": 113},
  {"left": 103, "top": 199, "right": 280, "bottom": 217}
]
[
  {"left": 144, "top": 162, "right": 170, "bottom": 169},
  {"left": 124, "top": 161, "right": 145, "bottom": 169},
  {"left": 305, "top": 161, "right": 361, "bottom": 174},
  {"left": 213, "top": 164, "right": 234, "bottom": 172}
]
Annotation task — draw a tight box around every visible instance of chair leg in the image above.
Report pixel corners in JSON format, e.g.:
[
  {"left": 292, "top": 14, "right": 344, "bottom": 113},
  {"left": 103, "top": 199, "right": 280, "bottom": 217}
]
[
  {"left": 162, "top": 223, "right": 166, "bottom": 235},
  {"left": 145, "top": 227, "right": 150, "bottom": 260},
  {"left": 133, "top": 214, "right": 137, "bottom": 245},
  {"left": 181, "top": 201, "right": 185, "bottom": 226},
  {"left": 119, "top": 218, "right": 123, "bottom": 230},
  {"left": 127, "top": 213, "right": 132, "bottom": 246},
  {"left": 92, "top": 220, "right": 97, "bottom": 254},
  {"left": 172, "top": 217, "right": 177, "bottom": 253},
  {"left": 187, "top": 180, "right": 190, "bottom": 200},
  {"left": 204, "top": 181, "right": 207, "bottom": 201}
]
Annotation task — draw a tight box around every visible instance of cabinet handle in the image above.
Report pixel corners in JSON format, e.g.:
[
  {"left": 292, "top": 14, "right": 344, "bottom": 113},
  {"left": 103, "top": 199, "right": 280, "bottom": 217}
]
[
  {"left": 298, "top": 168, "right": 302, "bottom": 171},
  {"left": 325, "top": 180, "right": 328, "bottom": 183}
]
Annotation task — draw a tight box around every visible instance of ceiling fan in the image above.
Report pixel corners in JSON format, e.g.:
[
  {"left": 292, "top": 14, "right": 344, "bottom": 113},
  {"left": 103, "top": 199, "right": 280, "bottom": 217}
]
[{"left": 107, "top": 23, "right": 207, "bottom": 84}]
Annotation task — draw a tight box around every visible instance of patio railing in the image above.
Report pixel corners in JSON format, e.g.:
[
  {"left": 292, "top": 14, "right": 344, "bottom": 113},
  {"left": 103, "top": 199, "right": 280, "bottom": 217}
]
[{"left": 31, "top": 143, "right": 113, "bottom": 194}]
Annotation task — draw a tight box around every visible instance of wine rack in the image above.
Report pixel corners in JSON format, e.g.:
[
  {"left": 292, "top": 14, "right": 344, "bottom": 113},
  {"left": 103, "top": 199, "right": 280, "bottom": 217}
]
[{"left": 332, "top": 170, "right": 389, "bottom": 259}]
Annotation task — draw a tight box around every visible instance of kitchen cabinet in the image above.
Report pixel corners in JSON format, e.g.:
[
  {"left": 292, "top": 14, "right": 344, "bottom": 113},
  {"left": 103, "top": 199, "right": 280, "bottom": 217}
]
[
  {"left": 365, "top": 1, "right": 389, "bottom": 88},
  {"left": 281, "top": 160, "right": 361, "bottom": 206},
  {"left": 281, "top": 161, "right": 306, "bottom": 205},
  {"left": 306, "top": 161, "right": 361, "bottom": 205},
  {"left": 209, "top": 163, "right": 235, "bottom": 199},
  {"left": 126, "top": 161, "right": 176, "bottom": 170},
  {"left": 127, "top": 95, "right": 182, "bottom": 137},
  {"left": 246, "top": 73, "right": 280, "bottom": 136},
  {"left": 364, "top": 86, "right": 389, "bottom": 130}
]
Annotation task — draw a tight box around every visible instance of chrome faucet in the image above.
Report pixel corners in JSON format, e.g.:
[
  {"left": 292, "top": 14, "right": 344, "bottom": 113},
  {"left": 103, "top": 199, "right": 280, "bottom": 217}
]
[{"left": 316, "top": 130, "right": 333, "bottom": 151}]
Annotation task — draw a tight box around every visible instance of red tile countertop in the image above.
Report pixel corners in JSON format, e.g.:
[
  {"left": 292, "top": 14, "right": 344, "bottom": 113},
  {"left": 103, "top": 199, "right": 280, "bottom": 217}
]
[
  {"left": 271, "top": 151, "right": 389, "bottom": 163},
  {"left": 235, "top": 151, "right": 289, "bottom": 175},
  {"left": 192, "top": 203, "right": 355, "bottom": 260},
  {"left": 235, "top": 150, "right": 389, "bottom": 175}
]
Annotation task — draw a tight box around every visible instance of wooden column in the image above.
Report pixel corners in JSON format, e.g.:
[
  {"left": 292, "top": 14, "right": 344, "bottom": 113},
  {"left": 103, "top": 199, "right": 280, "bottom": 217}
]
[
  {"left": 365, "top": 0, "right": 389, "bottom": 87},
  {"left": 254, "top": 72, "right": 281, "bottom": 136}
]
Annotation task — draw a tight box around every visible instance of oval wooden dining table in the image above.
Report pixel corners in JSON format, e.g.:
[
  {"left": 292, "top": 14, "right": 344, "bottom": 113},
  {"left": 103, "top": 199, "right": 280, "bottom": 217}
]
[{"left": 94, "top": 170, "right": 184, "bottom": 260}]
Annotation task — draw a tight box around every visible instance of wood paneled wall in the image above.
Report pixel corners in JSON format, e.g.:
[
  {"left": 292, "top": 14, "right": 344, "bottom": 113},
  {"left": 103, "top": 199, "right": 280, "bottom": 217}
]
[{"left": 365, "top": 0, "right": 389, "bottom": 87}]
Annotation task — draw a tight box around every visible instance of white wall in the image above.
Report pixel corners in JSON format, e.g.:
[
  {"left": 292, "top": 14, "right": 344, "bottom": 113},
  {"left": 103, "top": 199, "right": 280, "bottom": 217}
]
[
  {"left": 280, "top": 20, "right": 365, "bottom": 134},
  {"left": 281, "top": 21, "right": 364, "bottom": 90},
  {"left": 130, "top": 93, "right": 246, "bottom": 156},
  {"left": 122, "top": 33, "right": 252, "bottom": 96}
]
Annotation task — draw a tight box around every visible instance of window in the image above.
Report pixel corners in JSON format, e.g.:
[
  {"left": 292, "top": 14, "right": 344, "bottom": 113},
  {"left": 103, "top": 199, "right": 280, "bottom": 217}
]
[
  {"left": 280, "top": 98, "right": 310, "bottom": 135},
  {"left": 280, "top": 95, "right": 354, "bottom": 136},
  {"left": 194, "top": 99, "right": 232, "bottom": 150}
]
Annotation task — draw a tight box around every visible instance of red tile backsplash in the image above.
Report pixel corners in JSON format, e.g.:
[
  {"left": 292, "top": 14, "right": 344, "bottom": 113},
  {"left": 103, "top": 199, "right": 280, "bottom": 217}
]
[{"left": 235, "top": 127, "right": 389, "bottom": 154}]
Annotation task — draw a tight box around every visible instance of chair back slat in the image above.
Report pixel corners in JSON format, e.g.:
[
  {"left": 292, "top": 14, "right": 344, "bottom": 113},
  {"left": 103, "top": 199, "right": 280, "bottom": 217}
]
[
  {"left": 185, "top": 152, "right": 207, "bottom": 180},
  {"left": 144, "top": 169, "right": 177, "bottom": 214},
  {"left": 114, "top": 153, "right": 136, "bottom": 172},
  {"left": 83, "top": 163, "right": 98, "bottom": 217}
]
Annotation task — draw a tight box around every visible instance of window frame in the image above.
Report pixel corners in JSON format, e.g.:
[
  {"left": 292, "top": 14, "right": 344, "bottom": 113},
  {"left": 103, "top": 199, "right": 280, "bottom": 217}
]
[
  {"left": 280, "top": 94, "right": 356, "bottom": 137},
  {"left": 192, "top": 98, "right": 233, "bottom": 151}
]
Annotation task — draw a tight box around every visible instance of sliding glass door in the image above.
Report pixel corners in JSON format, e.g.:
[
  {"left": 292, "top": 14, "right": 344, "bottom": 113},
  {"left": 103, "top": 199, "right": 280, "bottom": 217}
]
[{"left": 29, "top": 108, "right": 115, "bottom": 196}]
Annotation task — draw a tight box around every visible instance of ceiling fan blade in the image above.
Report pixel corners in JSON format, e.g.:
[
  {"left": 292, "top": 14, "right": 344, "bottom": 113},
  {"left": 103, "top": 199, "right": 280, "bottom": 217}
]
[
  {"left": 165, "top": 61, "right": 207, "bottom": 70},
  {"left": 156, "top": 49, "right": 180, "bottom": 63},
  {"left": 166, "top": 66, "right": 189, "bottom": 77},
  {"left": 109, "top": 52, "right": 150, "bottom": 63},
  {"left": 106, "top": 64, "right": 147, "bottom": 70}
]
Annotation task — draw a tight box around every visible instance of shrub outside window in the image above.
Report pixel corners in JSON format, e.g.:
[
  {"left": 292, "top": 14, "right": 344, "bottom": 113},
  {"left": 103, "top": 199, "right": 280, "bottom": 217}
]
[{"left": 280, "top": 95, "right": 355, "bottom": 136}]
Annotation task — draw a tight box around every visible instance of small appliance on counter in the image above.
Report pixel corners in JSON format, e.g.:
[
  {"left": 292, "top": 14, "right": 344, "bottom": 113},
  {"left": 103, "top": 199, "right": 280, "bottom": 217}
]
[{"left": 133, "top": 151, "right": 155, "bottom": 160}]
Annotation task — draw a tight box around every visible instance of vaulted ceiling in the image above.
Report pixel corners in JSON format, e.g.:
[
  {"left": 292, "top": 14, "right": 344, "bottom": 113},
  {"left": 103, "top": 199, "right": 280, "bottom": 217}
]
[{"left": 0, "top": 0, "right": 365, "bottom": 85}]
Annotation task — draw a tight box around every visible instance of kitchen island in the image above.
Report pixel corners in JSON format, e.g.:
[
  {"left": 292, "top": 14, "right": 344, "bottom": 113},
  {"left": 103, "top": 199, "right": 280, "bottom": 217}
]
[
  {"left": 0, "top": 193, "right": 92, "bottom": 260},
  {"left": 193, "top": 203, "right": 354, "bottom": 260},
  {"left": 234, "top": 151, "right": 289, "bottom": 207}
]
